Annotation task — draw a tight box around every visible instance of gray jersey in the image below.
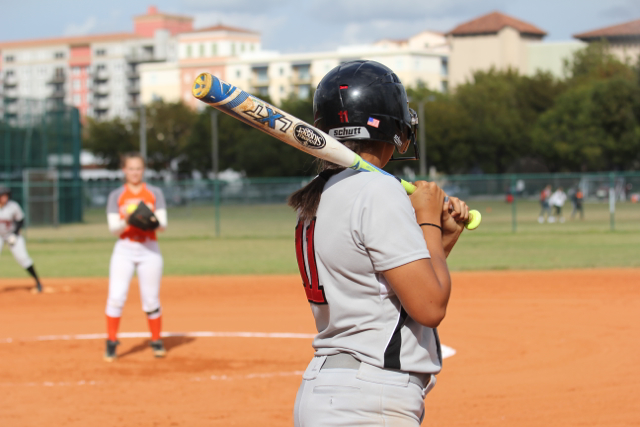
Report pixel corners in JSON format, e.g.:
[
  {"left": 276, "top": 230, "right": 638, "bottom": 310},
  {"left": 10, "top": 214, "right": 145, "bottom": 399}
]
[
  {"left": 296, "top": 169, "right": 442, "bottom": 374},
  {"left": 0, "top": 200, "right": 25, "bottom": 238}
]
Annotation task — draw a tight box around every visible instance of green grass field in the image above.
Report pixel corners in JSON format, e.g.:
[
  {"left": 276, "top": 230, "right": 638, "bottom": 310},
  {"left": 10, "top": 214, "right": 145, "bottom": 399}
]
[{"left": 1, "top": 200, "right": 639, "bottom": 278}]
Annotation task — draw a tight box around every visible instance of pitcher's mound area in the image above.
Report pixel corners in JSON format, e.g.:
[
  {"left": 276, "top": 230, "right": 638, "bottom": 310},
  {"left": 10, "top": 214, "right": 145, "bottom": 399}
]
[{"left": 0, "top": 270, "right": 638, "bottom": 426}]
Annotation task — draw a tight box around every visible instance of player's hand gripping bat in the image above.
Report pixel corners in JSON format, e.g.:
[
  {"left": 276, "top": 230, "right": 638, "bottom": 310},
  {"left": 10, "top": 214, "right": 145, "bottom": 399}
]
[{"left": 192, "top": 73, "right": 482, "bottom": 230}]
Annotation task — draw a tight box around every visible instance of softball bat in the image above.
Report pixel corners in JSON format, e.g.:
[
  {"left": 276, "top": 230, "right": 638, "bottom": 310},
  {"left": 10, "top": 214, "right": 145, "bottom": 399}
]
[{"left": 192, "top": 73, "right": 481, "bottom": 230}]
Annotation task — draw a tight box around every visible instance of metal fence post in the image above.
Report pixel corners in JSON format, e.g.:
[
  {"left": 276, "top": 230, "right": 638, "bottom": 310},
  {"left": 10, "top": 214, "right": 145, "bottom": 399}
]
[
  {"left": 139, "top": 104, "right": 147, "bottom": 163},
  {"left": 418, "top": 102, "right": 426, "bottom": 177},
  {"left": 211, "top": 110, "right": 220, "bottom": 237},
  {"left": 609, "top": 172, "right": 615, "bottom": 231},
  {"left": 511, "top": 175, "right": 517, "bottom": 233}
]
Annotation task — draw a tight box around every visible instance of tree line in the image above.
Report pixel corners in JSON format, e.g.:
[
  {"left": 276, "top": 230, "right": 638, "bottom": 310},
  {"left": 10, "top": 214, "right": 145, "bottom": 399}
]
[{"left": 85, "top": 42, "right": 640, "bottom": 177}]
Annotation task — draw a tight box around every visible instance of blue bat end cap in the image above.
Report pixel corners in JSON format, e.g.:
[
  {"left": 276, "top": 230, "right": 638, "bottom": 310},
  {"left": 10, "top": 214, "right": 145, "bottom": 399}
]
[
  {"left": 192, "top": 73, "right": 238, "bottom": 104},
  {"left": 192, "top": 73, "right": 213, "bottom": 99}
]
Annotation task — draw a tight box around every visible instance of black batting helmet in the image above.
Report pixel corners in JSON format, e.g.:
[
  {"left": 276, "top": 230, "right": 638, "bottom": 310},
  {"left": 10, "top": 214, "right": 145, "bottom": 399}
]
[
  {"left": 313, "top": 60, "right": 419, "bottom": 160},
  {"left": 0, "top": 185, "right": 10, "bottom": 198}
]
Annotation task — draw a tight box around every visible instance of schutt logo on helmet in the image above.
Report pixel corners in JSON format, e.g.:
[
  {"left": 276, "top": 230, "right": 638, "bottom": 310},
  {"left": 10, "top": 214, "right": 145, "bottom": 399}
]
[{"left": 293, "top": 124, "right": 326, "bottom": 149}]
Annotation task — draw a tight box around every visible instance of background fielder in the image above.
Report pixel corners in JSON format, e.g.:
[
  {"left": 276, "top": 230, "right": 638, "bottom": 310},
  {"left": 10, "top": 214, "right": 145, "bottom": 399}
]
[
  {"left": 0, "top": 186, "right": 43, "bottom": 293},
  {"left": 104, "top": 154, "right": 168, "bottom": 362}
]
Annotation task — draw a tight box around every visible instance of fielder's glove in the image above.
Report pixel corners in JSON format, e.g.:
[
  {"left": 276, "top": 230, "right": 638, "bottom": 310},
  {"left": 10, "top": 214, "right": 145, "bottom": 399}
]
[
  {"left": 6, "top": 234, "right": 17, "bottom": 246},
  {"left": 127, "top": 202, "right": 160, "bottom": 231}
]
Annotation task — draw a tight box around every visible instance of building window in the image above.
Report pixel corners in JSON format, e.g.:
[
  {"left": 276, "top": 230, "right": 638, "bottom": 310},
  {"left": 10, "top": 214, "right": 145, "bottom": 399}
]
[
  {"left": 186, "top": 45, "right": 192, "bottom": 58},
  {"left": 6, "top": 70, "right": 14, "bottom": 76},
  {"left": 73, "top": 94, "right": 81, "bottom": 106},
  {"left": 5, "top": 55, "right": 14, "bottom": 63},
  {"left": 296, "top": 64, "right": 310, "bottom": 80},
  {"left": 200, "top": 44, "right": 205, "bottom": 57},
  {"left": 97, "top": 64, "right": 106, "bottom": 70},
  {"left": 73, "top": 80, "right": 81, "bottom": 90},
  {"left": 96, "top": 49, "right": 106, "bottom": 56},
  {"left": 54, "top": 51, "right": 65, "bottom": 59},
  {"left": 236, "top": 70, "right": 241, "bottom": 78},
  {"left": 254, "top": 67, "right": 268, "bottom": 83},
  {"left": 241, "top": 43, "right": 245, "bottom": 52},
  {"left": 280, "top": 85, "right": 285, "bottom": 94},
  {"left": 441, "top": 58, "right": 448, "bottom": 76},
  {"left": 298, "top": 85, "right": 310, "bottom": 99},
  {"left": 441, "top": 80, "right": 448, "bottom": 93},
  {"left": 212, "top": 43, "right": 218, "bottom": 56},
  {"left": 250, "top": 44, "right": 255, "bottom": 52},
  {"left": 231, "top": 43, "right": 236, "bottom": 55},
  {"left": 72, "top": 67, "right": 81, "bottom": 76}
]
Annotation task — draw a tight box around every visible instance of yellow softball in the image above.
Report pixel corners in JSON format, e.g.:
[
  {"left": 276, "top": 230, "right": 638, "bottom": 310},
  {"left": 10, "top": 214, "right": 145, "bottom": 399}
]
[
  {"left": 126, "top": 204, "right": 138, "bottom": 214},
  {"left": 465, "top": 210, "right": 482, "bottom": 230}
]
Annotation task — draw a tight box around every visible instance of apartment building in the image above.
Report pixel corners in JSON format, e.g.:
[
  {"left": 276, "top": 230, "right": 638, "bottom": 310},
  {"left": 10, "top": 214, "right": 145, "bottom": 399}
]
[
  {"left": 141, "top": 29, "right": 450, "bottom": 107},
  {"left": 4, "top": 7, "right": 631, "bottom": 121},
  {"left": 0, "top": 6, "right": 189, "bottom": 122}
]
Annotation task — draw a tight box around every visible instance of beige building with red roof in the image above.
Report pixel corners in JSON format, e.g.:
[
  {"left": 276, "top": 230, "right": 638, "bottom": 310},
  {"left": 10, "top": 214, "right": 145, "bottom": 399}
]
[
  {"left": 574, "top": 19, "right": 640, "bottom": 62},
  {"left": 447, "top": 11, "right": 550, "bottom": 87},
  {"left": 446, "top": 11, "right": 592, "bottom": 87}
]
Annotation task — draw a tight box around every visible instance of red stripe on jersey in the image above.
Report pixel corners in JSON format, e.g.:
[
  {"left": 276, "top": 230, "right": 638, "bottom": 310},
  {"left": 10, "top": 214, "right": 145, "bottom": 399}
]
[
  {"left": 294, "top": 218, "right": 327, "bottom": 305},
  {"left": 294, "top": 220, "right": 310, "bottom": 292}
]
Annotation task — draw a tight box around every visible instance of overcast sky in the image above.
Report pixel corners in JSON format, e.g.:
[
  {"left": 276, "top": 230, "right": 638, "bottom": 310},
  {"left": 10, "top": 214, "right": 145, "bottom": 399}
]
[{"left": 1, "top": 0, "right": 639, "bottom": 52}]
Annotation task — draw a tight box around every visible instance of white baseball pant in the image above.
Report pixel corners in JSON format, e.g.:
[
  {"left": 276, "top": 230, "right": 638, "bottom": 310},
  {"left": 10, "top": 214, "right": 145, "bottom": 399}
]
[
  {"left": 106, "top": 239, "right": 163, "bottom": 318},
  {"left": 0, "top": 235, "right": 34, "bottom": 269},
  {"left": 294, "top": 356, "right": 436, "bottom": 427}
]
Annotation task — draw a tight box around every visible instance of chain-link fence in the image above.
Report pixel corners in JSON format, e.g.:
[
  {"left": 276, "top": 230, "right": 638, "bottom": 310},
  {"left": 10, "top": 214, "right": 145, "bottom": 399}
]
[
  {"left": 8, "top": 171, "right": 640, "bottom": 232},
  {"left": 1, "top": 99, "right": 82, "bottom": 224}
]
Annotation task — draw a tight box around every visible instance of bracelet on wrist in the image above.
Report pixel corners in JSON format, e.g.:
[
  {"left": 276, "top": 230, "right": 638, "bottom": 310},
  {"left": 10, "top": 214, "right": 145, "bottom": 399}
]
[{"left": 419, "top": 222, "right": 442, "bottom": 231}]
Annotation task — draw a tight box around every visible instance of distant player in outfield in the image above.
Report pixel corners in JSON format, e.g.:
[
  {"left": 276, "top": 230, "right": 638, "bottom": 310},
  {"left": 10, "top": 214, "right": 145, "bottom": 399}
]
[
  {"left": 0, "top": 186, "right": 44, "bottom": 293},
  {"left": 571, "top": 187, "right": 584, "bottom": 220},
  {"left": 549, "top": 187, "right": 567, "bottom": 223},
  {"left": 288, "top": 61, "right": 470, "bottom": 427},
  {"left": 538, "top": 184, "right": 552, "bottom": 223},
  {"left": 104, "top": 153, "right": 168, "bottom": 362}
]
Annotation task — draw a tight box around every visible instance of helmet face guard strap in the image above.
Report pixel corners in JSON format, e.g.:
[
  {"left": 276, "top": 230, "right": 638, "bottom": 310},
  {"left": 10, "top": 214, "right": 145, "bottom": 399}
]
[{"left": 389, "top": 107, "right": 419, "bottom": 161}]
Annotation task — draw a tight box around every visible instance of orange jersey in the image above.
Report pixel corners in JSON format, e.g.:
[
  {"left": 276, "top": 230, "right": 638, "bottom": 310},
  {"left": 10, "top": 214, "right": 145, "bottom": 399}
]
[{"left": 107, "top": 183, "right": 166, "bottom": 242}]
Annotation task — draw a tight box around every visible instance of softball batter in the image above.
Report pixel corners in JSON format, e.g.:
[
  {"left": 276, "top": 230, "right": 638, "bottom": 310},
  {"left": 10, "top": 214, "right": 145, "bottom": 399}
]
[
  {"left": 104, "top": 153, "right": 168, "bottom": 362},
  {"left": 289, "top": 61, "right": 469, "bottom": 426},
  {"left": 0, "top": 186, "right": 44, "bottom": 293}
]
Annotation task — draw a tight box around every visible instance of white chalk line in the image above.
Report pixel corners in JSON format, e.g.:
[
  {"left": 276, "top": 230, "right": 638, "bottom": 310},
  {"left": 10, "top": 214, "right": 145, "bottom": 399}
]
[
  {"left": 0, "top": 380, "right": 101, "bottom": 388},
  {"left": 0, "top": 331, "right": 316, "bottom": 344},
  {"left": 0, "top": 331, "right": 456, "bottom": 358},
  {"left": 0, "top": 372, "right": 308, "bottom": 388},
  {"left": 192, "top": 370, "right": 305, "bottom": 382},
  {"left": 0, "top": 331, "right": 455, "bottom": 387}
]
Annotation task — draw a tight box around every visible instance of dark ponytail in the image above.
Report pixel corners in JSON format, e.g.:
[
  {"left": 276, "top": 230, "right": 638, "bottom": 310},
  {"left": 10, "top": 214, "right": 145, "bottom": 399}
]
[{"left": 288, "top": 140, "right": 373, "bottom": 222}]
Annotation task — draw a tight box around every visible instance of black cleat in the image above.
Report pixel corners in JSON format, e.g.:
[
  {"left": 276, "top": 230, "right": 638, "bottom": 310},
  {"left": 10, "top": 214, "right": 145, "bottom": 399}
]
[
  {"left": 104, "top": 340, "right": 119, "bottom": 362},
  {"left": 150, "top": 339, "right": 167, "bottom": 358}
]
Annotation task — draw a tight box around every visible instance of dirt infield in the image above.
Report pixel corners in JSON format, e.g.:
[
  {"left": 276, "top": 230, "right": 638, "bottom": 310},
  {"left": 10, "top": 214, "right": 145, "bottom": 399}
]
[{"left": 0, "top": 270, "right": 638, "bottom": 427}]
